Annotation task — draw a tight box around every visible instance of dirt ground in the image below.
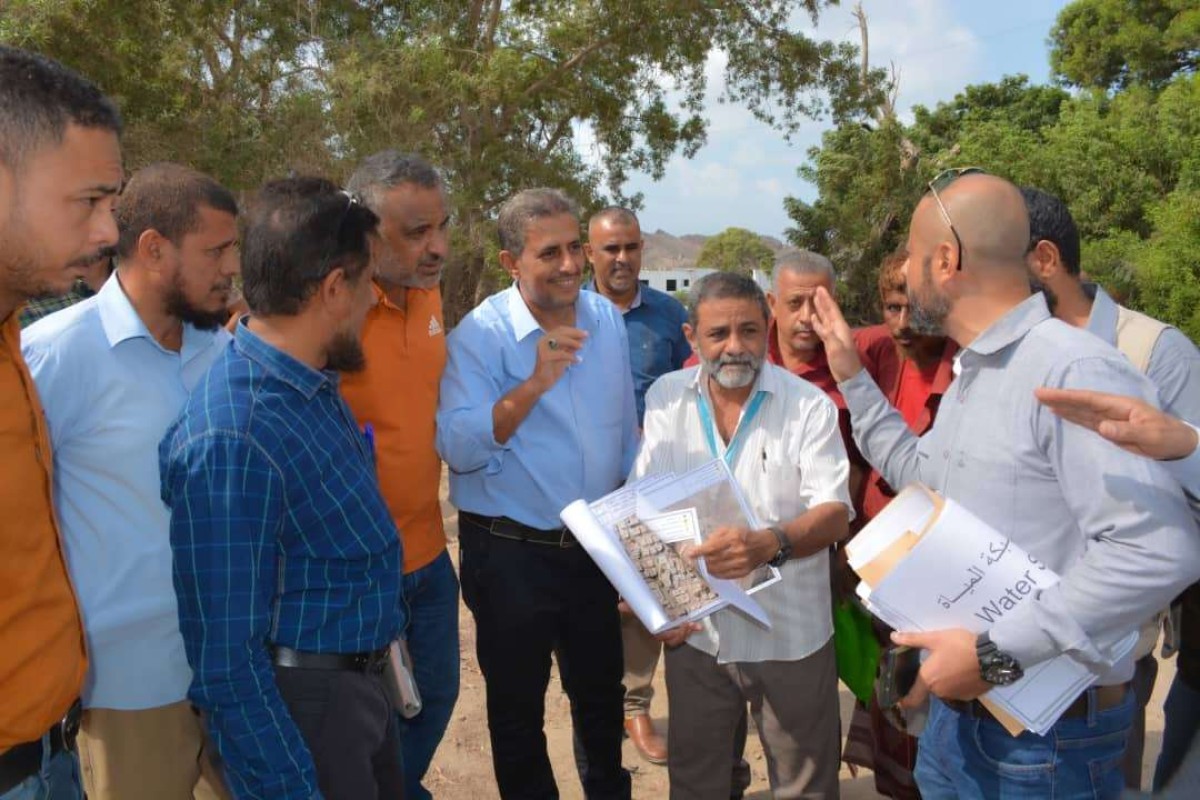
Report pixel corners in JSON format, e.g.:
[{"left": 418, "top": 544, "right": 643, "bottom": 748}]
[{"left": 426, "top": 475, "right": 1174, "bottom": 799}]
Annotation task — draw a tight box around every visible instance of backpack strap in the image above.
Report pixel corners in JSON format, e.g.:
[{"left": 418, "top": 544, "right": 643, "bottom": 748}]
[{"left": 1115, "top": 305, "right": 1168, "bottom": 374}]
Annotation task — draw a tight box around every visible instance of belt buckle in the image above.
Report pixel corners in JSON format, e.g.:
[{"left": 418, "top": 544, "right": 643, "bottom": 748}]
[{"left": 60, "top": 700, "right": 82, "bottom": 751}]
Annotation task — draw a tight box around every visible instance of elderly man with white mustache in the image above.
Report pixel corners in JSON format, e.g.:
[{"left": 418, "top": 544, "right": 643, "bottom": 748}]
[{"left": 634, "top": 271, "right": 852, "bottom": 799}]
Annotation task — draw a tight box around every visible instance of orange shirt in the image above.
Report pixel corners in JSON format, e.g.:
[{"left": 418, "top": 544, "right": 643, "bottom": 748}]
[
  {"left": 341, "top": 284, "right": 448, "bottom": 574},
  {"left": 0, "top": 312, "right": 86, "bottom": 752}
]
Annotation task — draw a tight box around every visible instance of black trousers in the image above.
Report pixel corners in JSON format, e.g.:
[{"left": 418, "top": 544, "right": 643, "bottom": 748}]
[
  {"left": 458, "top": 514, "right": 631, "bottom": 800},
  {"left": 275, "top": 665, "right": 404, "bottom": 800}
]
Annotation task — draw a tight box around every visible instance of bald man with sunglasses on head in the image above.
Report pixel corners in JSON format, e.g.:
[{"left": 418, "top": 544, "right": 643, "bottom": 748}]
[{"left": 811, "top": 169, "right": 1200, "bottom": 799}]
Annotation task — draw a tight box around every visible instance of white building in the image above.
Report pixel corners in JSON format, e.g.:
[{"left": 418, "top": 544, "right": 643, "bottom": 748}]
[
  {"left": 639, "top": 267, "right": 714, "bottom": 295},
  {"left": 641, "top": 267, "right": 774, "bottom": 296}
]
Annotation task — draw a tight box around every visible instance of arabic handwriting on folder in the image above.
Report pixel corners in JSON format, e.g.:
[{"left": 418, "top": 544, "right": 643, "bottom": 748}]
[{"left": 848, "top": 483, "right": 1136, "bottom": 737}]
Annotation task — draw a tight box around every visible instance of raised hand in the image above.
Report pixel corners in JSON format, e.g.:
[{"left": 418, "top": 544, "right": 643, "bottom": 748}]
[{"left": 810, "top": 286, "right": 863, "bottom": 382}]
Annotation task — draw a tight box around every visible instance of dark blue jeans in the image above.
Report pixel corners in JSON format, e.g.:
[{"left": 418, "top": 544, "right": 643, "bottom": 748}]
[
  {"left": 1153, "top": 673, "right": 1200, "bottom": 791},
  {"left": 398, "top": 549, "right": 461, "bottom": 800},
  {"left": 915, "top": 690, "right": 1134, "bottom": 799},
  {"left": 0, "top": 739, "right": 81, "bottom": 800}
]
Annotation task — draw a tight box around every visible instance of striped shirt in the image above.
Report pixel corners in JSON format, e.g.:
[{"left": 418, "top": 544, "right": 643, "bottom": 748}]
[
  {"left": 632, "top": 363, "right": 852, "bottom": 663},
  {"left": 160, "top": 321, "right": 404, "bottom": 800}
]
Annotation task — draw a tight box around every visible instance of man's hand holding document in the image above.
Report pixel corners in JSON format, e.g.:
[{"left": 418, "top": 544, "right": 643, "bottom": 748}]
[
  {"left": 847, "top": 484, "right": 1137, "bottom": 736},
  {"left": 560, "top": 460, "right": 778, "bottom": 635}
]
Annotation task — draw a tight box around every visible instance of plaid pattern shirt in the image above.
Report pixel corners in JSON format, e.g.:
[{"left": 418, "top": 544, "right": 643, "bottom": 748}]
[
  {"left": 18, "top": 279, "right": 96, "bottom": 328},
  {"left": 160, "top": 321, "right": 404, "bottom": 800}
]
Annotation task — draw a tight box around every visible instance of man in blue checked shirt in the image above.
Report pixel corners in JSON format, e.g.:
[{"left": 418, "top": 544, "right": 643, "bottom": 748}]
[{"left": 160, "top": 177, "right": 405, "bottom": 800}]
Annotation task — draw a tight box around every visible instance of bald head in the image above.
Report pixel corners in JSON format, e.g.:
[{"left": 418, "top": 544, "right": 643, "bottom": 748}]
[{"left": 915, "top": 173, "right": 1030, "bottom": 273}]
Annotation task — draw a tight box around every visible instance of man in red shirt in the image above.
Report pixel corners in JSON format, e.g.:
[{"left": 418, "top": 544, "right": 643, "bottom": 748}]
[
  {"left": 854, "top": 250, "right": 958, "bottom": 521},
  {"left": 841, "top": 249, "right": 956, "bottom": 800}
]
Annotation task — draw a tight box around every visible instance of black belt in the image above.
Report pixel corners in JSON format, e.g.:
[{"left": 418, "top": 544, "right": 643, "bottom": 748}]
[
  {"left": 945, "top": 681, "right": 1130, "bottom": 724},
  {"left": 0, "top": 700, "right": 81, "bottom": 794},
  {"left": 461, "top": 511, "right": 577, "bottom": 548},
  {"left": 272, "top": 645, "right": 389, "bottom": 675}
]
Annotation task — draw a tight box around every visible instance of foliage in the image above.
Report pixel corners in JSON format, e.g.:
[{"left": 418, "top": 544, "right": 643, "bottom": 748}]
[
  {"left": 1049, "top": 0, "right": 1199, "bottom": 91},
  {"left": 1, "top": 0, "right": 881, "bottom": 322},
  {"left": 695, "top": 227, "right": 775, "bottom": 277},
  {"left": 783, "top": 0, "right": 1200, "bottom": 338}
]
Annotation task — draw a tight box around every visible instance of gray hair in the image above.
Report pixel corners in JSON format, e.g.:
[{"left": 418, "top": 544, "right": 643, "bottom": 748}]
[
  {"left": 346, "top": 150, "right": 442, "bottom": 212},
  {"left": 773, "top": 250, "right": 836, "bottom": 292},
  {"left": 497, "top": 188, "right": 580, "bottom": 254},
  {"left": 687, "top": 271, "right": 770, "bottom": 328}
]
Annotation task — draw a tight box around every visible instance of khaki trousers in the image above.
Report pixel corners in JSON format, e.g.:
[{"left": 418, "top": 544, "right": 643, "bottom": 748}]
[
  {"left": 78, "top": 700, "right": 230, "bottom": 800},
  {"left": 665, "top": 638, "right": 841, "bottom": 800},
  {"left": 621, "top": 611, "right": 663, "bottom": 717}
]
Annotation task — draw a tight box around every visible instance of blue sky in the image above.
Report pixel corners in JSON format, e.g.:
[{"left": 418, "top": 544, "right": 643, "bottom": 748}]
[{"left": 598, "top": 0, "right": 1074, "bottom": 239}]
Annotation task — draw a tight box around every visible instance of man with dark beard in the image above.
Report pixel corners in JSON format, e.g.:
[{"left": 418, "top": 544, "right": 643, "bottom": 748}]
[
  {"left": 811, "top": 171, "right": 1199, "bottom": 799},
  {"left": 636, "top": 271, "right": 852, "bottom": 799},
  {"left": 1021, "top": 186, "right": 1200, "bottom": 791},
  {"left": 23, "top": 162, "right": 237, "bottom": 800},
  {"left": 161, "top": 177, "right": 405, "bottom": 800}
]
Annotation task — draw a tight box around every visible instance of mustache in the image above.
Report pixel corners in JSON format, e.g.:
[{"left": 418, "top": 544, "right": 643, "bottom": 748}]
[
  {"left": 715, "top": 354, "right": 755, "bottom": 368},
  {"left": 67, "top": 245, "right": 117, "bottom": 270}
]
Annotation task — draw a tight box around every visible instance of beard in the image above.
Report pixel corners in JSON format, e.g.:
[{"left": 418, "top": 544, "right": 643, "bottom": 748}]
[
  {"left": 1029, "top": 276, "right": 1058, "bottom": 311},
  {"left": 164, "top": 275, "right": 231, "bottom": 332},
  {"left": 702, "top": 351, "right": 763, "bottom": 390},
  {"left": 907, "top": 256, "right": 952, "bottom": 336},
  {"left": 326, "top": 328, "right": 366, "bottom": 373}
]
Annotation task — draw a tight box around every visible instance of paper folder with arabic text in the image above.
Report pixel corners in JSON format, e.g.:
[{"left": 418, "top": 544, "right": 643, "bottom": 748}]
[{"left": 847, "top": 484, "right": 1137, "bottom": 736}]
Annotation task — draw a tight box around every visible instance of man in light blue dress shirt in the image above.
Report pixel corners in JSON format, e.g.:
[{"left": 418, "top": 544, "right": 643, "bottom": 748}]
[
  {"left": 811, "top": 171, "right": 1200, "bottom": 799},
  {"left": 23, "top": 163, "right": 239, "bottom": 800},
  {"left": 437, "top": 188, "right": 638, "bottom": 799}
]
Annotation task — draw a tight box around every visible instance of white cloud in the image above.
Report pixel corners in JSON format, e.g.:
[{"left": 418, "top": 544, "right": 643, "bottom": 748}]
[{"left": 577, "top": 0, "right": 1053, "bottom": 237}]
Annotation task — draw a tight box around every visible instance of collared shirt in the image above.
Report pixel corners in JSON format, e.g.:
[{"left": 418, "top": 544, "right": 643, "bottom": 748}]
[
  {"left": 18, "top": 278, "right": 97, "bottom": 328},
  {"left": 582, "top": 280, "right": 691, "bottom": 422},
  {"left": 854, "top": 324, "right": 958, "bottom": 523},
  {"left": 632, "top": 364, "right": 852, "bottom": 663},
  {"left": 22, "top": 275, "right": 229, "bottom": 710},
  {"left": 341, "top": 283, "right": 447, "bottom": 574},
  {"left": 1084, "top": 284, "right": 1200, "bottom": 425},
  {"left": 0, "top": 313, "right": 86, "bottom": 752},
  {"left": 437, "top": 285, "right": 639, "bottom": 529},
  {"left": 160, "top": 321, "right": 404, "bottom": 800},
  {"left": 841, "top": 294, "right": 1200, "bottom": 684}
]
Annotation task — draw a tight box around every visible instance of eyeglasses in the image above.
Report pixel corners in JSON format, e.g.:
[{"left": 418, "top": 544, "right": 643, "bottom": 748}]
[{"left": 927, "top": 167, "right": 986, "bottom": 272}]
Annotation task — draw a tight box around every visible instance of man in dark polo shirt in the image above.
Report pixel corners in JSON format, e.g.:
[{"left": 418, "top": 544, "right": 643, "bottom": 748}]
[{"left": 583, "top": 206, "right": 690, "bottom": 764}]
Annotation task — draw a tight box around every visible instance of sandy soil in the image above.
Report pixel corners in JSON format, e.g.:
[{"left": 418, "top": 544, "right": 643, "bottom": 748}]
[{"left": 425, "top": 476, "right": 1173, "bottom": 799}]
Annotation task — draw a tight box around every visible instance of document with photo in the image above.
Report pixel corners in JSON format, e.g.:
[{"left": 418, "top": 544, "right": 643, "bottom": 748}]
[{"left": 560, "top": 464, "right": 772, "bottom": 634}]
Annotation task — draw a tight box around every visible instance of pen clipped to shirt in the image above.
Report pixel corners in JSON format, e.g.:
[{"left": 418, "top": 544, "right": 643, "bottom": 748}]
[{"left": 362, "top": 422, "right": 376, "bottom": 457}]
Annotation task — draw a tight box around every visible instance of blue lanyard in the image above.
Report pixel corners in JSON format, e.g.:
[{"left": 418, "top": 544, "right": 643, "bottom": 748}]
[{"left": 697, "top": 389, "right": 767, "bottom": 467}]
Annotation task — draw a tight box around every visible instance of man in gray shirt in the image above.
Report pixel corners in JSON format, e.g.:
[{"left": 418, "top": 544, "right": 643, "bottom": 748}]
[{"left": 812, "top": 171, "right": 1200, "bottom": 799}]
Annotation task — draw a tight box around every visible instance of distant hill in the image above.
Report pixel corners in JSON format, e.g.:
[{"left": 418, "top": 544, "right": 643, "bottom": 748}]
[{"left": 641, "top": 229, "right": 801, "bottom": 271}]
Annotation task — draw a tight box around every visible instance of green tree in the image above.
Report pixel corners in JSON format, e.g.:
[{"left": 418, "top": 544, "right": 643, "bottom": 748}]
[
  {"left": 2, "top": 0, "right": 883, "bottom": 322},
  {"left": 1049, "top": 0, "right": 1200, "bottom": 91},
  {"left": 696, "top": 227, "right": 775, "bottom": 276}
]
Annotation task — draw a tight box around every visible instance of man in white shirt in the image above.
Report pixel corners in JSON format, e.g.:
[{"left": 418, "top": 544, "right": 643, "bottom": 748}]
[{"left": 633, "top": 271, "right": 852, "bottom": 799}]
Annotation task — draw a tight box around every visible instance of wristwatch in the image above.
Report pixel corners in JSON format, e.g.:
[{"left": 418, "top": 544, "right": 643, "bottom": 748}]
[
  {"left": 766, "top": 525, "right": 792, "bottom": 568},
  {"left": 976, "top": 632, "right": 1024, "bottom": 686}
]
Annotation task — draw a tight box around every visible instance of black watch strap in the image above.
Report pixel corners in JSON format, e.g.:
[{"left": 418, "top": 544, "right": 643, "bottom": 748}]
[{"left": 766, "top": 525, "right": 791, "bottom": 568}]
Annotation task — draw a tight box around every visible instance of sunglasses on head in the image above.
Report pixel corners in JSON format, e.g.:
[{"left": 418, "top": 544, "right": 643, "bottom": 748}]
[{"left": 927, "top": 167, "right": 986, "bottom": 272}]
